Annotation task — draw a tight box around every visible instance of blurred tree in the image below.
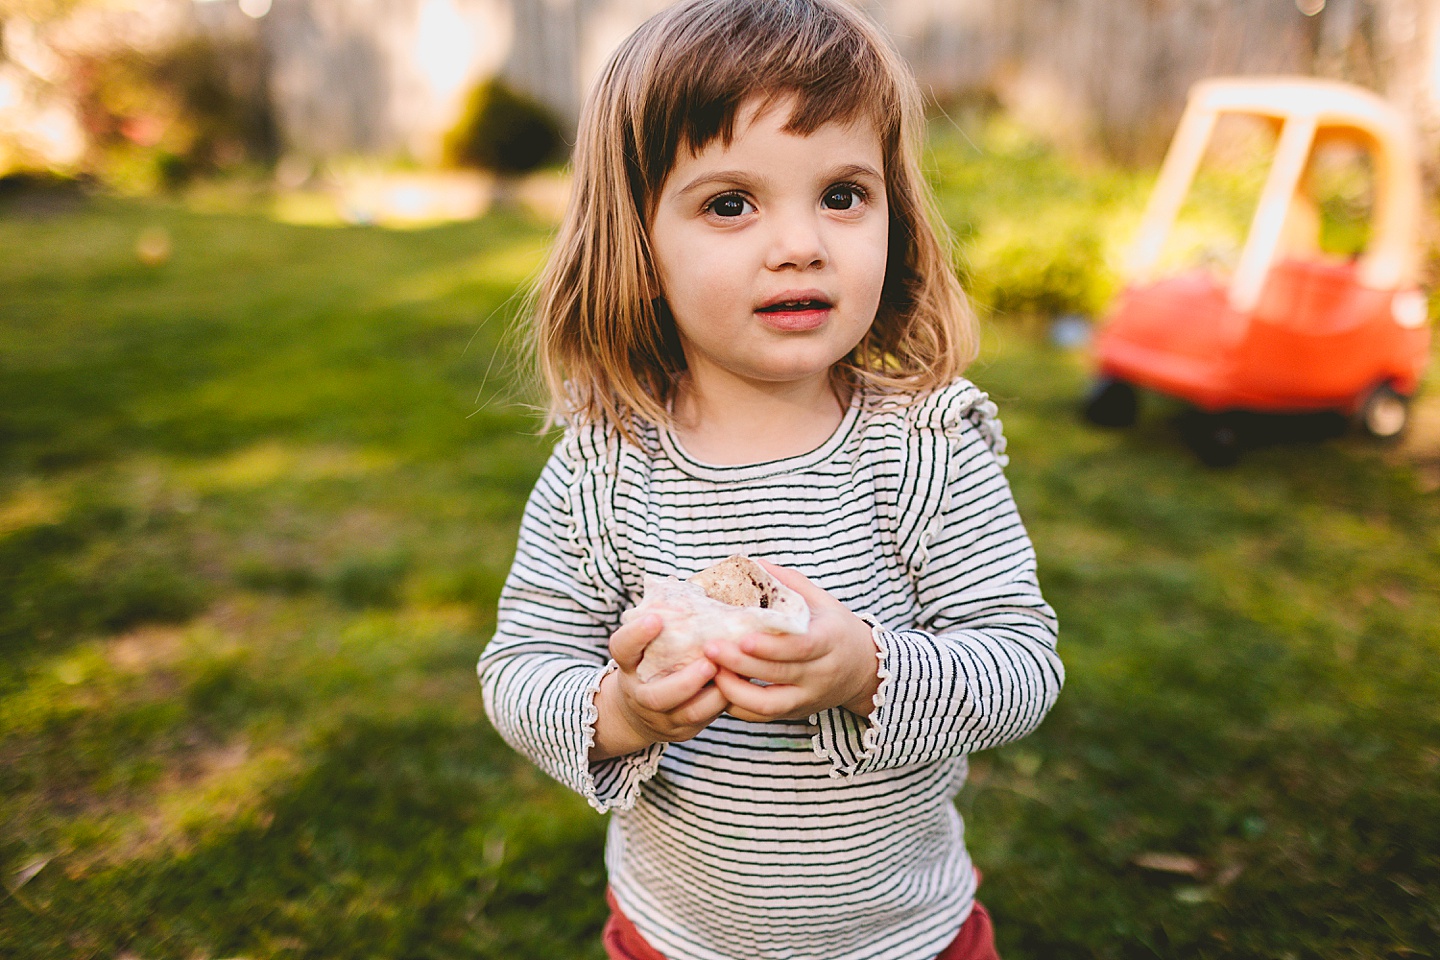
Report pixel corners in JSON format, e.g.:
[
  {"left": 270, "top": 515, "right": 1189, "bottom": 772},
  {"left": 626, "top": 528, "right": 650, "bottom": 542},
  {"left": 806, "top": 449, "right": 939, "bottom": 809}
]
[
  {"left": 0, "top": 0, "right": 276, "bottom": 188},
  {"left": 0, "top": 0, "right": 108, "bottom": 40},
  {"left": 68, "top": 36, "right": 277, "bottom": 190},
  {"left": 0, "top": 0, "right": 109, "bottom": 175},
  {"left": 443, "top": 77, "right": 563, "bottom": 175},
  {"left": 0, "top": 0, "right": 90, "bottom": 19}
]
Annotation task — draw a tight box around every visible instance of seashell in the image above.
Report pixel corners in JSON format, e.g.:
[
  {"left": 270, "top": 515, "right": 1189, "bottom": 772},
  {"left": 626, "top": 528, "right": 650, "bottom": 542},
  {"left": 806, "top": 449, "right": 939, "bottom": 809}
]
[{"left": 621, "top": 556, "right": 809, "bottom": 682}]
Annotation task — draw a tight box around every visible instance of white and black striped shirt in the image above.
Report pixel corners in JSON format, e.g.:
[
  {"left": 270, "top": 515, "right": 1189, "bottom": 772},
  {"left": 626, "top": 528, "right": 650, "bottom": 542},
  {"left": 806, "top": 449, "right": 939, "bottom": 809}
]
[{"left": 479, "top": 380, "right": 1062, "bottom": 960}]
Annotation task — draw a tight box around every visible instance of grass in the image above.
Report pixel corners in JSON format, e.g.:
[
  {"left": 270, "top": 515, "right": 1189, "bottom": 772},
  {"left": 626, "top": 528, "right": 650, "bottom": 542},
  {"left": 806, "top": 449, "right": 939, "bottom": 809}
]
[{"left": 2, "top": 130, "right": 1439, "bottom": 959}]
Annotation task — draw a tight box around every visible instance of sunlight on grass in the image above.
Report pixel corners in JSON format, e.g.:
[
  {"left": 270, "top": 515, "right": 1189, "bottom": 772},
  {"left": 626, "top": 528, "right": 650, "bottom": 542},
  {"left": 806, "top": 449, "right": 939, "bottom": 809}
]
[
  {"left": 269, "top": 188, "right": 349, "bottom": 227},
  {"left": 0, "top": 485, "right": 67, "bottom": 537},
  {"left": 375, "top": 238, "right": 549, "bottom": 310},
  {"left": 176, "top": 443, "right": 399, "bottom": 492},
  {"left": 927, "top": 117, "right": 1147, "bottom": 319}
]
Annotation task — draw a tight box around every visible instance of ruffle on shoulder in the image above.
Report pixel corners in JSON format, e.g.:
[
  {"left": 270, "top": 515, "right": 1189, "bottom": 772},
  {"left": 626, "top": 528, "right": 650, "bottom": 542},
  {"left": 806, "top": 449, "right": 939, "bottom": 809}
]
[
  {"left": 907, "top": 379, "right": 1009, "bottom": 466},
  {"left": 557, "top": 418, "right": 654, "bottom": 608},
  {"left": 863, "top": 379, "right": 1010, "bottom": 579},
  {"left": 917, "top": 380, "right": 1010, "bottom": 576}
]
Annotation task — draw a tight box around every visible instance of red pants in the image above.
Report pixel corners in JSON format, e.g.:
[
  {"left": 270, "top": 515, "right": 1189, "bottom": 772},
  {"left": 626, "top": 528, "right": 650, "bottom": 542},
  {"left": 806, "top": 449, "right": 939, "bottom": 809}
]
[{"left": 602, "top": 890, "right": 1001, "bottom": 960}]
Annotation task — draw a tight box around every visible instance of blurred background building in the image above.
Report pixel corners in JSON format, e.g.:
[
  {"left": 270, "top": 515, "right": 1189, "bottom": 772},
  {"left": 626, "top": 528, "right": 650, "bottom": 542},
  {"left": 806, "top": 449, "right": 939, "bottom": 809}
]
[{"left": 2, "top": 0, "right": 1440, "bottom": 178}]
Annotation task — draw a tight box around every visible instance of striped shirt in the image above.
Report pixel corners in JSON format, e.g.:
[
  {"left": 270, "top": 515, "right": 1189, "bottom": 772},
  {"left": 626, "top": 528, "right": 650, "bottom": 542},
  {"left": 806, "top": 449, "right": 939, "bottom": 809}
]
[{"left": 479, "top": 379, "right": 1062, "bottom": 960}]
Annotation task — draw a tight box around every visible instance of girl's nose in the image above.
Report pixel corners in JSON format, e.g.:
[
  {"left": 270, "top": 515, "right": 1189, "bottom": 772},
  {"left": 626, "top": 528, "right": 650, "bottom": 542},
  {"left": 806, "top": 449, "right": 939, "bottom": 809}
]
[{"left": 765, "top": 211, "right": 827, "bottom": 271}]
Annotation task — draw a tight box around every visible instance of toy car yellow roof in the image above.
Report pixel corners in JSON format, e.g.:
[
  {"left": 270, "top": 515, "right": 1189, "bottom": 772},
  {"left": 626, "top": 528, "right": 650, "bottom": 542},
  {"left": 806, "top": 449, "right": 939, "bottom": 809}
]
[
  {"left": 1186, "top": 76, "right": 1412, "bottom": 136},
  {"left": 1126, "top": 76, "right": 1421, "bottom": 312}
]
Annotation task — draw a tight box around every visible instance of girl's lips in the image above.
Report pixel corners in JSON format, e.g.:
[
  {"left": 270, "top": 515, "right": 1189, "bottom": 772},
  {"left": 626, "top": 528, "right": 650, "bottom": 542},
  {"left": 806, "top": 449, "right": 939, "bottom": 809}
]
[
  {"left": 755, "top": 293, "right": 833, "bottom": 331},
  {"left": 754, "top": 304, "right": 830, "bottom": 331}
]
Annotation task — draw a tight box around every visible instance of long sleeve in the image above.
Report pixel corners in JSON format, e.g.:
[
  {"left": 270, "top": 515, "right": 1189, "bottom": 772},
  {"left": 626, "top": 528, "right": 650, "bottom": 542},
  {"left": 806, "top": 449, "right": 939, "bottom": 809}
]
[
  {"left": 477, "top": 431, "right": 664, "bottom": 812},
  {"left": 813, "top": 386, "right": 1063, "bottom": 777}
]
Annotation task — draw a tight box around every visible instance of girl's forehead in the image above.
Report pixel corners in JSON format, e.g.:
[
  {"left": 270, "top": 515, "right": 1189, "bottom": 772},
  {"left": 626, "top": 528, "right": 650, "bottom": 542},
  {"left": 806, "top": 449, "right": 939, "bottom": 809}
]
[{"left": 677, "top": 95, "right": 883, "bottom": 163}]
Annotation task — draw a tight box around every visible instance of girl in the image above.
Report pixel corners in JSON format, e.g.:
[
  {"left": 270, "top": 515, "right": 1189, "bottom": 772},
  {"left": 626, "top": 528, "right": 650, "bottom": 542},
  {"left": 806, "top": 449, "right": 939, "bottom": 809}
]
[{"left": 478, "top": 1, "right": 1063, "bottom": 958}]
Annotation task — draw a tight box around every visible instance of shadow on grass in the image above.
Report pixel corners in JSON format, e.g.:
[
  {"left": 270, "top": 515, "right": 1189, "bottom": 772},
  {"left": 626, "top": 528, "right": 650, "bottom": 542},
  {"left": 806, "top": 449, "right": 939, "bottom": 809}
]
[
  {"left": 0, "top": 502, "right": 208, "bottom": 678},
  {"left": 0, "top": 713, "right": 609, "bottom": 960},
  {"left": 970, "top": 332, "right": 1440, "bottom": 958}
]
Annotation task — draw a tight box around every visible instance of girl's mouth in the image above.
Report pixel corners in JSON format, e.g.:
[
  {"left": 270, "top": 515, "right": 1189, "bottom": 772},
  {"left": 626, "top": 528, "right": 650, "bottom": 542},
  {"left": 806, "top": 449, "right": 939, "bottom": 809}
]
[{"left": 755, "top": 298, "right": 832, "bottom": 331}]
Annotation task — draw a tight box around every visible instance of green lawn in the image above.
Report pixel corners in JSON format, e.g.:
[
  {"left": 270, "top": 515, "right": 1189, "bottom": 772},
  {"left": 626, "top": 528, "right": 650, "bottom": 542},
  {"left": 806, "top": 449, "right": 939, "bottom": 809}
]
[{"left": 2, "top": 138, "right": 1438, "bottom": 959}]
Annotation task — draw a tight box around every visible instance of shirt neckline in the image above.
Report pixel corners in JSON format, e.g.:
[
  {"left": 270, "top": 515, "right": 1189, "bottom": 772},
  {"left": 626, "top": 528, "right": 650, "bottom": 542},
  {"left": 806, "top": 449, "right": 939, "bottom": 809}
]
[{"left": 657, "top": 391, "right": 864, "bottom": 482}]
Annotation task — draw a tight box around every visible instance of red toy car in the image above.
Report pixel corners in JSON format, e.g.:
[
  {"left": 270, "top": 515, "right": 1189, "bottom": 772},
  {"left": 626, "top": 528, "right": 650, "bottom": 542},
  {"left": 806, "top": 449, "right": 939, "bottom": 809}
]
[{"left": 1085, "top": 77, "right": 1432, "bottom": 464}]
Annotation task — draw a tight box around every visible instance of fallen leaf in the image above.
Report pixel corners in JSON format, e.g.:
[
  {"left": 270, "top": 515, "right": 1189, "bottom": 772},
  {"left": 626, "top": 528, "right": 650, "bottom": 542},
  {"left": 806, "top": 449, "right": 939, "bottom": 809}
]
[
  {"left": 9, "top": 855, "right": 53, "bottom": 891},
  {"left": 1131, "top": 852, "right": 1205, "bottom": 877}
]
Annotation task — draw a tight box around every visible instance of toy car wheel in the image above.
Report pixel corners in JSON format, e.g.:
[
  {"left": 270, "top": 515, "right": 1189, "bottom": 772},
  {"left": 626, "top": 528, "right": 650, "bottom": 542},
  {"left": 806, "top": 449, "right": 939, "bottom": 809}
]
[
  {"left": 1082, "top": 377, "right": 1139, "bottom": 427},
  {"left": 1182, "top": 412, "right": 1243, "bottom": 467},
  {"left": 1356, "top": 384, "right": 1410, "bottom": 441}
]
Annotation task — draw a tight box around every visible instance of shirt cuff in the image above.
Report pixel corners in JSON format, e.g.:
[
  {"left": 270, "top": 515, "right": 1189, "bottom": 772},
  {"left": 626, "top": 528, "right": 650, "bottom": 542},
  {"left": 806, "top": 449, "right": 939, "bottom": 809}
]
[
  {"left": 580, "top": 660, "right": 666, "bottom": 812},
  {"left": 810, "top": 619, "right": 891, "bottom": 778}
]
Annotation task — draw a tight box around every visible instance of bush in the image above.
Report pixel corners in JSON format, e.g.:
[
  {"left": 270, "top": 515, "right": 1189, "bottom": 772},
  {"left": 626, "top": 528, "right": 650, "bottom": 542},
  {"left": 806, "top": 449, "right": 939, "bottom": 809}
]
[
  {"left": 67, "top": 36, "right": 276, "bottom": 192},
  {"left": 444, "top": 78, "right": 563, "bottom": 175},
  {"left": 929, "top": 116, "right": 1137, "bottom": 321},
  {"left": 963, "top": 225, "right": 1114, "bottom": 319}
]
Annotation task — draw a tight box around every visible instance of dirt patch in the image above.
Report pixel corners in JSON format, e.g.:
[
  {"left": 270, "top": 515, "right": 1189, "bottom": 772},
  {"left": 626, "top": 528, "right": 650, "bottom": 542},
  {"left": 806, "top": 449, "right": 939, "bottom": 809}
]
[{"left": 105, "top": 624, "right": 188, "bottom": 674}]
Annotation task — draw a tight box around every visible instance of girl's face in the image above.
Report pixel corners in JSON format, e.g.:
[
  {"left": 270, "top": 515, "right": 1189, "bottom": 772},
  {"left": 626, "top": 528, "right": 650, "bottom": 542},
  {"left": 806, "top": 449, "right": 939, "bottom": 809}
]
[{"left": 648, "top": 98, "right": 889, "bottom": 401}]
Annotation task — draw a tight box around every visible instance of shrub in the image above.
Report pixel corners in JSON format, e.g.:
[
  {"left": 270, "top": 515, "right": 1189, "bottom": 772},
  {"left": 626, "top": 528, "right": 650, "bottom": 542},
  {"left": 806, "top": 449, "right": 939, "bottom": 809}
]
[
  {"left": 929, "top": 115, "right": 1136, "bottom": 321},
  {"left": 443, "top": 78, "right": 563, "bottom": 175},
  {"left": 67, "top": 36, "right": 276, "bottom": 192},
  {"left": 963, "top": 224, "right": 1115, "bottom": 320}
]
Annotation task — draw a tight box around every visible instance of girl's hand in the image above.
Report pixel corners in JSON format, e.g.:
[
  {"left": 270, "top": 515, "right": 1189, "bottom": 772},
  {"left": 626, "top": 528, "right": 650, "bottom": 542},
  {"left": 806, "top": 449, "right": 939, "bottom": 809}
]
[
  {"left": 703, "top": 560, "right": 880, "bottom": 724},
  {"left": 589, "top": 614, "right": 730, "bottom": 760}
]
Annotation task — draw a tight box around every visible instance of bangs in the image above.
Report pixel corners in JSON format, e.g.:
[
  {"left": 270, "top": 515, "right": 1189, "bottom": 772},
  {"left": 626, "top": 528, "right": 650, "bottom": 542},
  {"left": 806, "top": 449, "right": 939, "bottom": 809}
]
[{"left": 629, "top": 0, "right": 904, "bottom": 208}]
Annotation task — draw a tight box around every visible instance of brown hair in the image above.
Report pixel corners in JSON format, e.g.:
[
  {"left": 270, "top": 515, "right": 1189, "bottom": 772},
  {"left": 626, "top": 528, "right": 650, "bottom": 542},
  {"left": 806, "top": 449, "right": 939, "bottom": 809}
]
[{"left": 530, "top": 0, "right": 976, "bottom": 435}]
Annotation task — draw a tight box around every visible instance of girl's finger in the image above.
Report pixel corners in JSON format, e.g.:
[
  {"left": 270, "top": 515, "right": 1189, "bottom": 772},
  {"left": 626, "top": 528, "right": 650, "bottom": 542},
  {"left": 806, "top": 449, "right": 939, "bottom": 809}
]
[
  {"left": 633, "top": 654, "right": 718, "bottom": 712},
  {"left": 713, "top": 668, "right": 801, "bottom": 718},
  {"left": 753, "top": 558, "right": 826, "bottom": 603},
  {"left": 721, "top": 703, "right": 770, "bottom": 724},
  {"left": 609, "top": 614, "right": 662, "bottom": 670},
  {"left": 704, "top": 639, "right": 806, "bottom": 680},
  {"left": 733, "top": 631, "right": 819, "bottom": 663},
  {"left": 671, "top": 683, "right": 729, "bottom": 727}
]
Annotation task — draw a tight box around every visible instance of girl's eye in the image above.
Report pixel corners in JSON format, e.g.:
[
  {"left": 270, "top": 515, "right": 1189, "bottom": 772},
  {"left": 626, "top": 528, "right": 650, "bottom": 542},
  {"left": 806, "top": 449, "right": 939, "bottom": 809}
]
[
  {"left": 822, "top": 184, "right": 865, "bottom": 211},
  {"left": 707, "top": 194, "right": 754, "bottom": 218}
]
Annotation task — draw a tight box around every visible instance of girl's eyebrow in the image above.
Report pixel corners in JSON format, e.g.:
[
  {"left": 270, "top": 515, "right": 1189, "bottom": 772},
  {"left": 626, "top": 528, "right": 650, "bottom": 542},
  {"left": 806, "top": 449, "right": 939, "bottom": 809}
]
[
  {"left": 672, "top": 161, "right": 884, "bottom": 200},
  {"left": 827, "top": 162, "right": 885, "bottom": 185},
  {"left": 672, "top": 170, "right": 762, "bottom": 198}
]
